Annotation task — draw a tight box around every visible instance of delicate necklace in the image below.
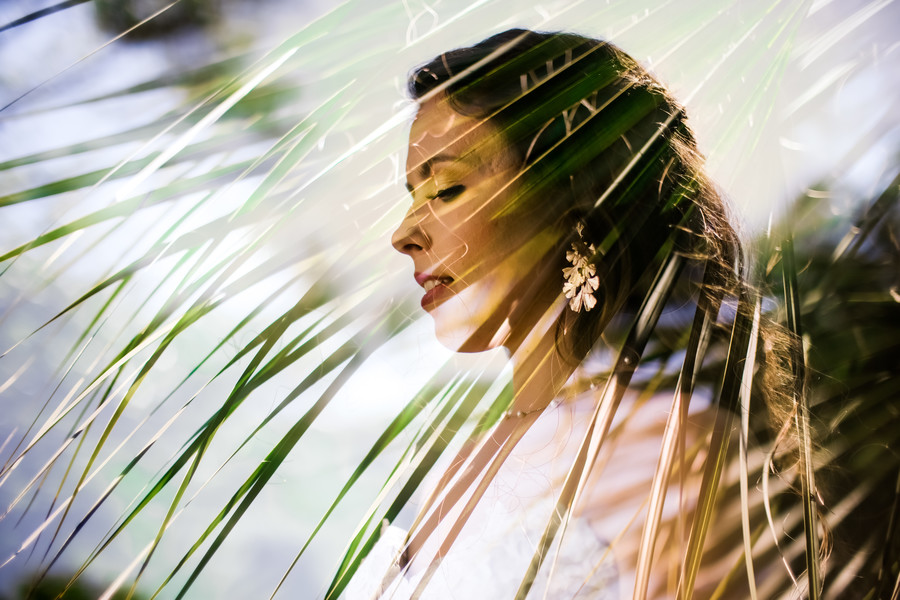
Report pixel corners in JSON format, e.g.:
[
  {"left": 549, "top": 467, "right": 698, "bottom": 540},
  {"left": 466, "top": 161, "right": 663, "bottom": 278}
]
[{"left": 504, "top": 398, "right": 561, "bottom": 419}]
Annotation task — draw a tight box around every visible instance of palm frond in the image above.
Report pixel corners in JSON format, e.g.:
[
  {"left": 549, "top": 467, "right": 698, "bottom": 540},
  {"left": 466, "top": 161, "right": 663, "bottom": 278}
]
[{"left": 0, "top": 1, "right": 898, "bottom": 598}]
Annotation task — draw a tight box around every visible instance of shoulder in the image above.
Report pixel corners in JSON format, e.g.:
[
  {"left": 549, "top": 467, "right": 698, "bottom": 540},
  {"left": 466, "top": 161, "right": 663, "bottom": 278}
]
[{"left": 341, "top": 523, "right": 409, "bottom": 599}]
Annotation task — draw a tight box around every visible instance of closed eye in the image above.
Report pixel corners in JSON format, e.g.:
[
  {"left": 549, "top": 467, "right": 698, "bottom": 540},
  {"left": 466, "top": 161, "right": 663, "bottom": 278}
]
[{"left": 431, "top": 185, "right": 466, "bottom": 201}]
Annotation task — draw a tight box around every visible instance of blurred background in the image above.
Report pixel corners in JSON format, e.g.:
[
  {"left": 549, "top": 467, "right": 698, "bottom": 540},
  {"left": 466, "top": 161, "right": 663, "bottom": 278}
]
[{"left": 0, "top": 0, "right": 898, "bottom": 597}]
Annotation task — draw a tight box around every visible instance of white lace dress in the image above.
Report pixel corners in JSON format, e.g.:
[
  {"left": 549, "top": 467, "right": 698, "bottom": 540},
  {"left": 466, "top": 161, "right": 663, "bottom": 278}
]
[
  {"left": 343, "top": 395, "right": 623, "bottom": 599},
  {"left": 343, "top": 517, "right": 617, "bottom": 599}
]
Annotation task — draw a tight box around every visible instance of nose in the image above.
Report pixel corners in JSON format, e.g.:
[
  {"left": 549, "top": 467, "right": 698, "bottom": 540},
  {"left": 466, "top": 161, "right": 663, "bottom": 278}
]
[{"left": 391, "top": 204, "right": 431, "bottom": 256}]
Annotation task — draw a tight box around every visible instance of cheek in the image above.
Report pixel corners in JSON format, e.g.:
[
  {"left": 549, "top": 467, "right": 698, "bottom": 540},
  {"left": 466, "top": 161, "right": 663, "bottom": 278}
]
[{"left": 483, "top": 215, "right": 545, "bottom": 270}]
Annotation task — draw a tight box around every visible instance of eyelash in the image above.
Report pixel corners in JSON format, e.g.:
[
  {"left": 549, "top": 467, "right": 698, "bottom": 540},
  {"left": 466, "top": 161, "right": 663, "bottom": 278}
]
[{"left": 431, "top": 185, "right": 465, "bottom": 201}]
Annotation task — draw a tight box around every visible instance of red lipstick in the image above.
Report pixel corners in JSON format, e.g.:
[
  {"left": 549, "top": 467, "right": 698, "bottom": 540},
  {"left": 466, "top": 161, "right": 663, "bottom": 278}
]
[{"left": 414, "top": 271, "right": 454, "bottom": 309}]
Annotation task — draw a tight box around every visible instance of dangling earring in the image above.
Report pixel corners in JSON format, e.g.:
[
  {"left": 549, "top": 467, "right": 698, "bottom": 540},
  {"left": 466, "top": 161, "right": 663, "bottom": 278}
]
[{"left": 562, "top": 221, "right": 599, "bottom": 312}]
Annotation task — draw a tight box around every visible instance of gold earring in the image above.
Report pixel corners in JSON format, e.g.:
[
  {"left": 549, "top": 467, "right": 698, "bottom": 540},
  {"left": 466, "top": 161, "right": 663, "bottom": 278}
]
[{"left": 562, "top": 222, "right": 599, "bottom": 312}]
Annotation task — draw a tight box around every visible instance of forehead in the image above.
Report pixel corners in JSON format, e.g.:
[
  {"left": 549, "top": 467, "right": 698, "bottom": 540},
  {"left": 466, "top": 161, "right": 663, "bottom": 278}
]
[{"left": 406, "top": 98, "right": 513, "bottom": 177}]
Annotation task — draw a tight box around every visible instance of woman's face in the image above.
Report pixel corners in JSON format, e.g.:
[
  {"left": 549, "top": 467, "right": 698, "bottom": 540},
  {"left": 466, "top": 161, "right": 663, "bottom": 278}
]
[{"left": 392, "top": 98, "right": 561, "bottom": 352}]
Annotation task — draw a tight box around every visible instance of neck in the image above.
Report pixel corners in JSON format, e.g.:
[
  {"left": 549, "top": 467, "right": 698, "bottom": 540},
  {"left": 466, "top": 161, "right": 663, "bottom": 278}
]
[{"left": 506, "top": 297, "right": 574, "bottom": 416}]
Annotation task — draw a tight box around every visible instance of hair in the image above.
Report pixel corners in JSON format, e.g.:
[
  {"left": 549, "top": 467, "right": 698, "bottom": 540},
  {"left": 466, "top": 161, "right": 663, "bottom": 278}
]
[
  {"left": 408, "top": 30, "right": 740, "bottom": 358},
  {"left": 409, "top": 26, "right": 803, "bottom": 494},
  {"left": 403, "top": 29, "right": 813, "bottom": 595}
]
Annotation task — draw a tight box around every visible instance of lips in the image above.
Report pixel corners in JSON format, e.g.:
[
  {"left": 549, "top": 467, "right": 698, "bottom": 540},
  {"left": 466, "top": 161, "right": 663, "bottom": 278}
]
[
  {"left": 423, "top": 276, "right": 452, "bottom": 291},
  {"left": 415, "top": 272, "right": 454, "bottom": 309}
]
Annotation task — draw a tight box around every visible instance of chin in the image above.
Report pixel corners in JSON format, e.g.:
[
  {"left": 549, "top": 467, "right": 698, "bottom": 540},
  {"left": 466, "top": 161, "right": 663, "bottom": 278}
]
[
  {"left": 429, "top": 293, "right": 511, "bottom": 353},
  {"left": 433, "top": 325, "right": 482, "bottom": 353},
  {"left": 431, "top": 314, "right": 488, "bottom": 353}
]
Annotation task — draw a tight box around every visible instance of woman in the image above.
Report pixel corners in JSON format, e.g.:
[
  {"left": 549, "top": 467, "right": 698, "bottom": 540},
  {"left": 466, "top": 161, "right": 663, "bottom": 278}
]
[{"left": 342, "top": 29, "right": 799, "bottom": 599}]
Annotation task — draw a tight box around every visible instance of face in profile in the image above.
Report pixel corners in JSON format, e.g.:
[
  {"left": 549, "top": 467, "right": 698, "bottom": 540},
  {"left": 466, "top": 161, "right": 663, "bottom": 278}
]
[{"left": 392, "top": 99, "right": 562, "bottom": 353}]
